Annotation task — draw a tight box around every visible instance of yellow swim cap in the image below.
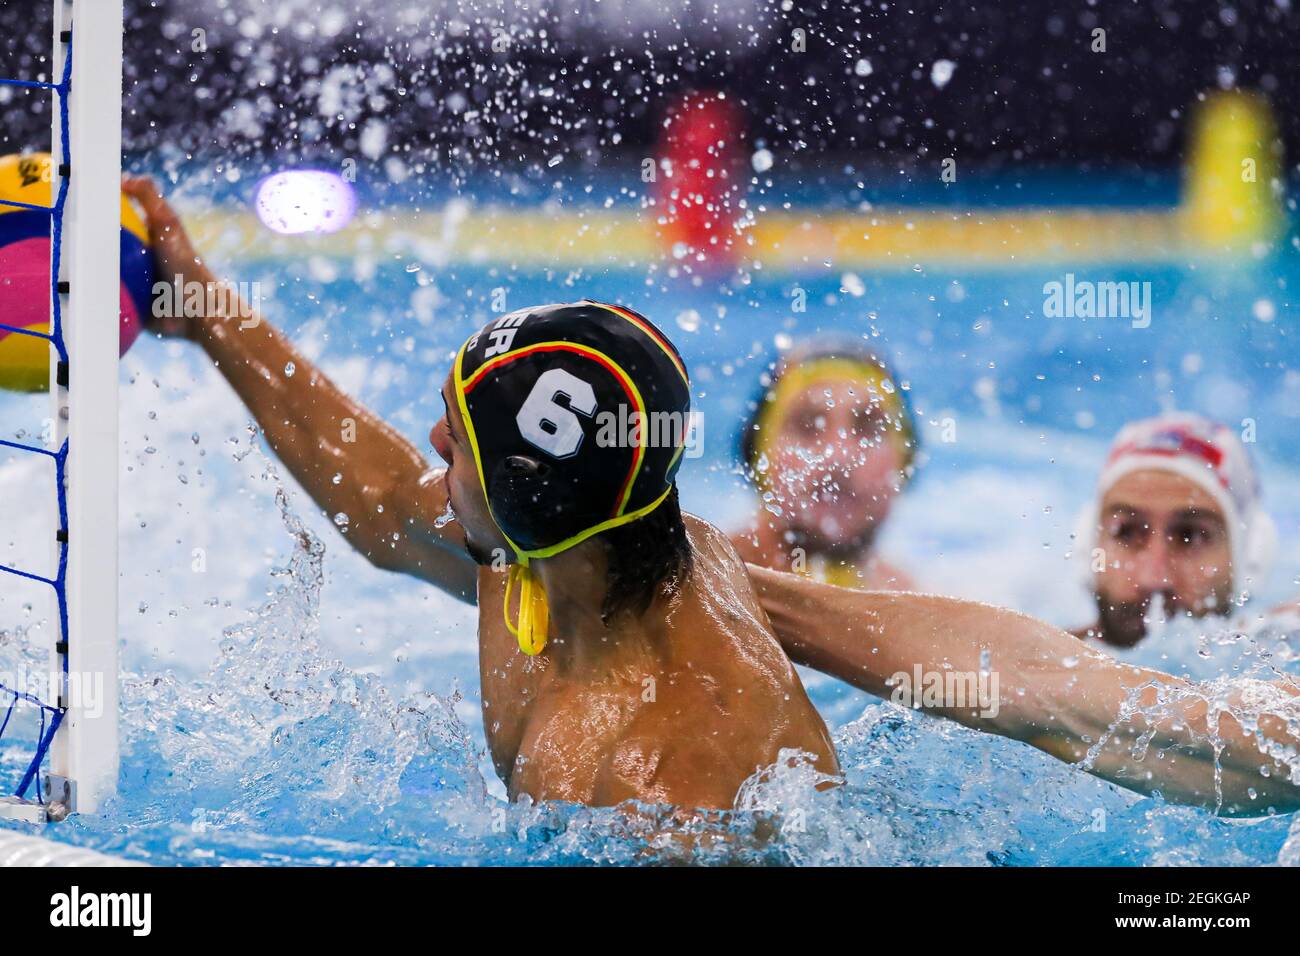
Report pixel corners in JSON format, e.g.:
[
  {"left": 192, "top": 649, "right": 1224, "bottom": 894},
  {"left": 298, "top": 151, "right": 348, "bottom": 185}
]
[{"left": 742, "top": 345, "right": 918, "bottom": 490}]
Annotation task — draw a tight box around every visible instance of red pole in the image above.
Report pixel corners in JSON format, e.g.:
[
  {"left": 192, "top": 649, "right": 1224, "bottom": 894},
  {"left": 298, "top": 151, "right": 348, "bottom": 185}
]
[{"left": 655, "top": 91, "right": 743, "bottom": 268}]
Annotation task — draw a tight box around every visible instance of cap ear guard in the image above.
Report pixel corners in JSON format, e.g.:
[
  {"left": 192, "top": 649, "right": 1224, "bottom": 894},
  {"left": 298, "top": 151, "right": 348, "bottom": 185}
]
[
  {"left": 489, "top": 457, "right": 559, "bottom": 658},
  {"left": 456, "top": 300, "right": 691, "bottom": 655},
  {"left": 504, "top": 454, "right": 550, "bottom": 478},
  {"left": 486, "top": 454, "right": 582, "bottom": 554}
]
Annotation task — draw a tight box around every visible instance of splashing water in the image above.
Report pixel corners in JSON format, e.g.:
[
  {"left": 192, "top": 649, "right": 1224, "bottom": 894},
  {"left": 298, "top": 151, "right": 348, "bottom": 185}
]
[
  {"left": 3, "top": 440, "right": 1300, "bottom": 864},
  {"left": 1144, "top": 592, "right": 1168, "bottom": 635},
  {"left": 4, "top": 510, "right": 1298, "bottom": 865}
]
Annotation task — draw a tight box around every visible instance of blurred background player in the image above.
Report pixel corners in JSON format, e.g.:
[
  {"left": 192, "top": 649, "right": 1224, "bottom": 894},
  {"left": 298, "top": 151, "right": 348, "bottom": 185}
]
[
  {"left": 733, "top": 341, "right": 919, "bottom": 590},
  {"left": 1072, "top": 412, "right": 1290, "bottom": 648}
]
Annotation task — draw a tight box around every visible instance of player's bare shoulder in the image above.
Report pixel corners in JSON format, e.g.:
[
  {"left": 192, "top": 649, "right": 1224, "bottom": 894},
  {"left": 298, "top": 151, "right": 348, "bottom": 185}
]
[
  {"left": 682, "top": 512, "right": 762, "bottom": 590},
  {"left": 681, "top": 514, "right": 778, "bottom": 630},
  {"left": 675, "top": 513, "right": 807, "bottom": 691}
]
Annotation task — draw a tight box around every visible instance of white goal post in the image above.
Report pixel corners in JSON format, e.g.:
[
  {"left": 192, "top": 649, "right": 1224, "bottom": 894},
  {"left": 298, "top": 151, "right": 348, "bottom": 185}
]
[{"left": 42, "top": 0, "right": 123, "bottom": 818}]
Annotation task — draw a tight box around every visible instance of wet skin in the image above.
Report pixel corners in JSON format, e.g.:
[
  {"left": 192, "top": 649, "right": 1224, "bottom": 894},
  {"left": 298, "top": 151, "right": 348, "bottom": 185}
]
[
  {"left": 126, "top": 176, "right": 1300, "bottom": 818},
  {"left": 125, "top": 175, "right": 836, "bottom": 811},
  {"left": 472, "top": 520, "right": 838, "bottom": 806}
]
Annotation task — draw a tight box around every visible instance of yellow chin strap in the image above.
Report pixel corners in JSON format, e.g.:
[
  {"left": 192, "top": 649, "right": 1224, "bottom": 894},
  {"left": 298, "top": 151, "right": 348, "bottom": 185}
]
[
  {"left": 498, "top": 481, "right": 676, "bottom": 656},
  {"left": 504, "top": 561, "right": 550, "bottom": 656}
]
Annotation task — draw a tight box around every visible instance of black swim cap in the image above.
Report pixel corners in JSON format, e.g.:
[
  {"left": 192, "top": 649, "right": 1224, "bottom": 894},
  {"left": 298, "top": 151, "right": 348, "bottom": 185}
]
[{"left": 453, "top": 300, "right": 692, "bottom": 560}]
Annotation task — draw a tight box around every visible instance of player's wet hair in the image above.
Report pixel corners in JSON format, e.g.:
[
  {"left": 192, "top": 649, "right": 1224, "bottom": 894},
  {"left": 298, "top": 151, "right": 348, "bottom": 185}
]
[{"left": 600, "top": 483, "right": 691, "bottom": 624}]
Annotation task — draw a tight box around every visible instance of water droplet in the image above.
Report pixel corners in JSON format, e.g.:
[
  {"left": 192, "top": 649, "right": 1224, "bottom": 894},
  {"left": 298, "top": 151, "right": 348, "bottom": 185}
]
[
  {"left": 434, "top": 499, "right": 457, "bottom": 528},
  {"left": 931, "top": 59, "right": 956, "bottom": 89},
  {"left": 676, "top": 309, "right": 701, "bottom": 332}
]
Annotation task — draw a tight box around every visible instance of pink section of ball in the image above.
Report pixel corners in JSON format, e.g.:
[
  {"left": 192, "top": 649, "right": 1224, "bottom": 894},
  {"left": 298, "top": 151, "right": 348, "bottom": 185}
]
[
  {"left": 0, "top": 237, "right": 51, "bottom": 340},
  {"left": 0, "top": 236, "right": 142, "bottom": 355},
  {"left": 118, "top": 283, "right": 143, "bottom": 353}
]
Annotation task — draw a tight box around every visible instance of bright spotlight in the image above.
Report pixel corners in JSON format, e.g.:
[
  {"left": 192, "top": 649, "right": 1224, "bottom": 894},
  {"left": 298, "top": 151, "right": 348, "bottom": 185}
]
[{"left": 254, "top": 170, "right": 357, "bottom": 235}]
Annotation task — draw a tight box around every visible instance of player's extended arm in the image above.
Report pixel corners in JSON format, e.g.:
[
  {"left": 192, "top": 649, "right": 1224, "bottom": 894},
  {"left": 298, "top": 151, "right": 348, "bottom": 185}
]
[
  {"left": 124, "top": 177, "right": 476, "bottom": 602},
  {"left": 748, "top": 564, "right": 1300, "bottom": 816}
]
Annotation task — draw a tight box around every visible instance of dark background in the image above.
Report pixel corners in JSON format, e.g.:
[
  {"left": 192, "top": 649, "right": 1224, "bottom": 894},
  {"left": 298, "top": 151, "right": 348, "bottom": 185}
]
[{"left": 0, "top": 0, "right": 1297, "bottom": 178}]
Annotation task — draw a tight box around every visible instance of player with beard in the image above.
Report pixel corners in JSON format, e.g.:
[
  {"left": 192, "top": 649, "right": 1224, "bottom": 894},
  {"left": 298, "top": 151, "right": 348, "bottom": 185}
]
[
  {"left": 1070, "top": 413, "right": 1292, "bottom": 648},
  {"left": 125, "top": 177, "right": 840, "bottom": 811}
]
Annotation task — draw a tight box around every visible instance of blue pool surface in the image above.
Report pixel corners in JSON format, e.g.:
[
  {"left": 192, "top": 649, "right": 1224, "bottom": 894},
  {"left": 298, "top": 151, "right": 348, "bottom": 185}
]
[{"left": 2, "top": 167, "right": 1299, "bottom": 864}]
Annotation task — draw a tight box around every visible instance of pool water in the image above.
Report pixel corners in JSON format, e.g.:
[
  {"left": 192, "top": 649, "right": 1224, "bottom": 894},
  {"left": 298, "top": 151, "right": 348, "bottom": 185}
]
[{"left": 2, "top": 172, "right": 1299, "bottom": 865}]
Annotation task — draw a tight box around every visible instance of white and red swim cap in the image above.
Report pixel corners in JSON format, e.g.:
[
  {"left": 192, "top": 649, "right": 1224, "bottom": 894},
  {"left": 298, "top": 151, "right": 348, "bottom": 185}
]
[{"left": 1079, "top": 412, "right": 1277, "bottom": 597}]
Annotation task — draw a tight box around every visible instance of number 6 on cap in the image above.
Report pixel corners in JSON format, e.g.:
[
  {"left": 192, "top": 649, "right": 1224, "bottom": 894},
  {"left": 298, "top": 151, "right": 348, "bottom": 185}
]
[{"left": 515, "top": 368, "right": 597, "bottom": 459}]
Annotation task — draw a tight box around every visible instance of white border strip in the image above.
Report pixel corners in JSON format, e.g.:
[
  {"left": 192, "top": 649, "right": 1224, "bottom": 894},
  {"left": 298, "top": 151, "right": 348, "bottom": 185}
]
[{"left": 0, "top": 828, "right": 143, "bottom": 867}]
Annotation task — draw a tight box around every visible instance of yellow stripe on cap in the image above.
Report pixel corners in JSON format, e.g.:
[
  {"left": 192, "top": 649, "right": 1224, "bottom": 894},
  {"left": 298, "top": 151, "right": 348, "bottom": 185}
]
[
  {"left": 589, "top": 302, "right": 690, "bottom": 386},
  {"left": 458, "top": 338, "right": 651, "bottom": 533}
]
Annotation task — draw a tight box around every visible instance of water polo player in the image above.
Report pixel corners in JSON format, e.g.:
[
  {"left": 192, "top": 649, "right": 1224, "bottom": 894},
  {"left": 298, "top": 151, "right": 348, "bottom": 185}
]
[
  {"left": 123, "top": 177, "right": 839, "bottom": 811},
  {"left": 125, "top": 178, "right": 1300, "bottom": 817},
  {"left": 734, "top": 340, "right": 918, "bottom": 590},
  {"left": 1071, "top": 412, "right": 1295, "bottom": 648}
]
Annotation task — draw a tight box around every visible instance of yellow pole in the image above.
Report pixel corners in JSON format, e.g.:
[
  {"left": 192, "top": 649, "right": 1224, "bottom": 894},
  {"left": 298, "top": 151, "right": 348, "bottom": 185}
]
[{"left": 1182, "top": 90, "right": 1283, "bottom": 253}]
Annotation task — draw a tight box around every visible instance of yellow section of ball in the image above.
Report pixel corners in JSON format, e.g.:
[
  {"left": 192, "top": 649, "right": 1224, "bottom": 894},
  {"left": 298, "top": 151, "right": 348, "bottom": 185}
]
[{"left": 0, "top": 152, "right": 149, "bottom": 243}]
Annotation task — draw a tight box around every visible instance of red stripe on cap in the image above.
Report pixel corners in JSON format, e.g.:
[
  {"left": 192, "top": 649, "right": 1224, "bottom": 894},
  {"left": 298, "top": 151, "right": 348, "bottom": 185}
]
[
  {"left": 1107, "top": 429, "right": 1231, "bottom": 491},
  {"left": 595, "top": 302, "right": 689, "bottom": 385}
]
